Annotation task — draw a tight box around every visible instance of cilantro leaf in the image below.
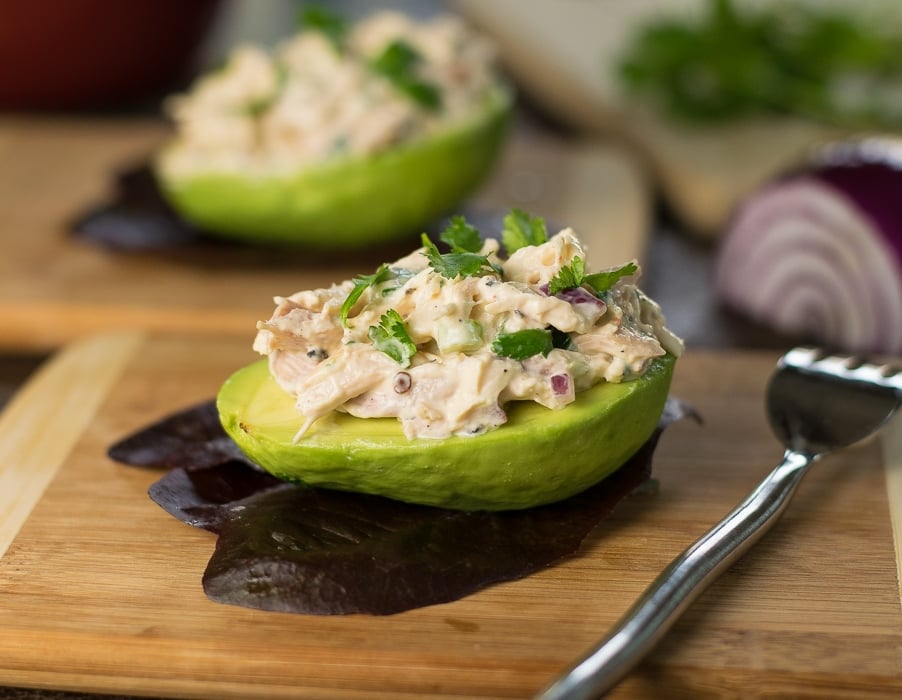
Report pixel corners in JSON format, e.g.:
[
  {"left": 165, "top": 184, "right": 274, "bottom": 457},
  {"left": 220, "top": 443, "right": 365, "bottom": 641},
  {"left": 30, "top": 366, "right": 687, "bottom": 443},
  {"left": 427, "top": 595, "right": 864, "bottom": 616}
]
[
  {"left": 299, "top": 5, "right": 347, "bottom": 51},
  {"left": 584, "top": 262, "right": 638, "bottom": 294},
  {"left": 421, "top": 234, "right": 496, "bottom": 279},
  {"left": 370, "top": 40, "right": 442, "bottom": 111},
  {"left": 491, "top": 329, "right": 553, "bottom": 360},
  {"left": 340, "top": 263, "right": 393, "bottom": 327},
  {"left": 501, "top": 209, "right": 548, "bottom": 255},
  {"left": 547, "top": 256, "right": 586, "bottom": 295},
  {"left": 369, "top": 309, "right": 417, "bottom": 367},
  {"left": 440, "top": 216, "right": 483, "bottom": 253}
]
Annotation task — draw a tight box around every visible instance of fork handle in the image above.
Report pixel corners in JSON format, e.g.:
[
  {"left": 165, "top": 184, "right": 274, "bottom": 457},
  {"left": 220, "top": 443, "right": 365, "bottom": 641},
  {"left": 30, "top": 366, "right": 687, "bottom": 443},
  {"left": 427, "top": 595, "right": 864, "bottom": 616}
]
[{"left": 535, "top": 449, "right": 815, "bottom": 700}]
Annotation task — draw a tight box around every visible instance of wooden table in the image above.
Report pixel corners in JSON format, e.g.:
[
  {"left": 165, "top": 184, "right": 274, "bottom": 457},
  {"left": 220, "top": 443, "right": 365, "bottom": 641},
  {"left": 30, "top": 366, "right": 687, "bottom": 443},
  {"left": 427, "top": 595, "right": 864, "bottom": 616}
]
[{"left": 0, "top": 333, "right": 901, "bottom": 699}]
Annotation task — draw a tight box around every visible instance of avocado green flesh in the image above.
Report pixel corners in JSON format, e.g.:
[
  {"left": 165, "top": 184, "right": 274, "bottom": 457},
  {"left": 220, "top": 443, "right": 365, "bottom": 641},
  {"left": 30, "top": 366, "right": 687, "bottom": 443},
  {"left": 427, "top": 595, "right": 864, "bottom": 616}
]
[
  {"left": 217, "top": 355, "right": 676, "bottom": 511},
  {"left": 156, "top": 89, "right": 512, "bottom": 248}
]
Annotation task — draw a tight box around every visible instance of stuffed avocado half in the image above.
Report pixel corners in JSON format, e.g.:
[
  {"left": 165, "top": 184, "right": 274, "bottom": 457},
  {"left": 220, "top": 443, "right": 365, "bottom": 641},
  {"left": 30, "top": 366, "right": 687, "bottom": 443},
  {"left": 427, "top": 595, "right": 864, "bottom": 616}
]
[
  {"left": 217, "top": 210, "right": 684, "bottom": 511},
  {"left": 218, "top": 353, "right": 675, "bottom": 510},
  {"left": 155, "top": 9, "right": 512, "bottom": 247}
]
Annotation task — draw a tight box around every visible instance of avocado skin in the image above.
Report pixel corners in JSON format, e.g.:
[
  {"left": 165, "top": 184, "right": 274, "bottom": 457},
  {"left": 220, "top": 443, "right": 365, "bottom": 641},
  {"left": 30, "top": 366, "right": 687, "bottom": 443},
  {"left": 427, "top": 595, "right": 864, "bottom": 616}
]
[
  {"left": 217, "top": 355, "right": 676, "bottom": 511},
  {"left": 155, "top": 88, "right": 512, "bottom": 248}
]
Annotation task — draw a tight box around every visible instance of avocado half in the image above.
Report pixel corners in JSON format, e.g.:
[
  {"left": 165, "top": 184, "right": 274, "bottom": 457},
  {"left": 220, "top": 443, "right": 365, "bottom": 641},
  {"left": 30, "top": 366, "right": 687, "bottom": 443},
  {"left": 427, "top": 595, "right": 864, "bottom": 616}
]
[
  {"left": 155, "top": 87, "right": 512, "bottom": 248},
  {"left": 217, "top": 354, "right": 676, "bottom": 511}
]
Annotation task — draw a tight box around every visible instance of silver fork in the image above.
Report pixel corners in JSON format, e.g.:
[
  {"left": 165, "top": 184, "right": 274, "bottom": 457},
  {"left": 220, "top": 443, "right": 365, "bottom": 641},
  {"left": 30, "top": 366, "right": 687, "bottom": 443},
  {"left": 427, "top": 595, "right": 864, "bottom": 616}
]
[{"left": 536, "top": 347, "right": 902, "bottom": 699}]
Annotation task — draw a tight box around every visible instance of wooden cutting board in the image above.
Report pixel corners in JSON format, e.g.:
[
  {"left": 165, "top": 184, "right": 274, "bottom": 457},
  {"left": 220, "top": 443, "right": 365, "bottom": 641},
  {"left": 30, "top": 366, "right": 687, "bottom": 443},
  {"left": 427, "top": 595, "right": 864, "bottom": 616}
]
[
  {"left": 0, "top": 114, "right": 649, "bottom": 352},
  {"left": 1, "top": 331, "right": 901, "bottom": 699}
]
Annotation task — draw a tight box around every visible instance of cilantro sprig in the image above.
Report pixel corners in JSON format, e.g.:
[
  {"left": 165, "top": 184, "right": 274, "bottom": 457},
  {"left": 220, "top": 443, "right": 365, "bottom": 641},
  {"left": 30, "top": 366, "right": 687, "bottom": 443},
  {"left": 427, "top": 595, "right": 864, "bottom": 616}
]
[
  {"left": 340, "top": 263, "right": 393, "bottom": 327},
  {"left": 502, "top": 208, "right": 548, "bottom": 255},
  {"left": 369, "top": 309, "right": 417, "bottom": 367},
  {"left": 547, "top": 257, "right": 586, "bottom": 296},
  {"left": 370, "top": 40, "right": 442, "bottom": 111},
  {"left": 421, "top": 233, "right": 497, "bottom": 280},
  {"left": 440, "top": 215, "right": 483, "bottom": 253},
  {"left": 547, "top": 256, "right": 638, "bottom": 296},
  {"left": 585, "top": 261, "right": 638, "bottom": 294}
]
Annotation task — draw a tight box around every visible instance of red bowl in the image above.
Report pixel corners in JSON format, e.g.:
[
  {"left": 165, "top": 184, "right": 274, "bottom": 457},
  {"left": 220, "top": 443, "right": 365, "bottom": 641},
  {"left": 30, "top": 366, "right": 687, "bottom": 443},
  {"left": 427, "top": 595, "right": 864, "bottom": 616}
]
[{"left": 0, "top": 0, "right": 222, "bottom": 109}]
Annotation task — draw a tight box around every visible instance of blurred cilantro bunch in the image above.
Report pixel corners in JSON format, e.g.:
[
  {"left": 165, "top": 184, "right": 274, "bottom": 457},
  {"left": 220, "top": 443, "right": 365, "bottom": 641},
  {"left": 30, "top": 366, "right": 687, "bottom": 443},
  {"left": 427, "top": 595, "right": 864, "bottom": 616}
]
[{"left": 618, "top": 0, "right": 902, "bottom": 128}]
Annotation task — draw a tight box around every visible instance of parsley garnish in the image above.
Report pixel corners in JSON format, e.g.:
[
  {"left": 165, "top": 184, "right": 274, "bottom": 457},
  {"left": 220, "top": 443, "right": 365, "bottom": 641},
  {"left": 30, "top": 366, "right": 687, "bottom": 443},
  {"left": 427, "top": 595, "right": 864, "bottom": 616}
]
[
  {"left": 585, "top": 261, "right": 638, "bottom": 294},
  {"left": 370, "top": 40, "right": 442, "bottom": 111},
  {"left": 501, "top": 209, "right": 548, "bottom": 255},
  {"left": 547, "top": 257, "right": 637, "bottom": 296},
  {"left": 421, "top": 234, "right": 497, "bottom": 280},
  {"left": 547, "top": 256, "right": 586, "bottom": 295},
  {"left": 299, "top": 5, "right": 347, "bottom": 51},
  {"left": 440, "top": 216, "right": 483, "bottom": 253},
  {"left": 340, "top": 263, "right": 393, "bottom": 327},
  {"left": 491, "top": 329, "right": 553, "bottom": 360},
  {"left": 369, "top": 309, "right": 417, "bottom": 367}
]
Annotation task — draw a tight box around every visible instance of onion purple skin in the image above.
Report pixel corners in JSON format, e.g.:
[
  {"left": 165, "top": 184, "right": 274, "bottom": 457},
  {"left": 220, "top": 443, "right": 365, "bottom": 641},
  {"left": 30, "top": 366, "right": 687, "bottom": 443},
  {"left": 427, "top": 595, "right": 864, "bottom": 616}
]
[
  {"left": 807, "top": 139, "right": 902, "bottom": 264},
  {"left": 715, "top": 137, "right": 902, "bottom": 355}
]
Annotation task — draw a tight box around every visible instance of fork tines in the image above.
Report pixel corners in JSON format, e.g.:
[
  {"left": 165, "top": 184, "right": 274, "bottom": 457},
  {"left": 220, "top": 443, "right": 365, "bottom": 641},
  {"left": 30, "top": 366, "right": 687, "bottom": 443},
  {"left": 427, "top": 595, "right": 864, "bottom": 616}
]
[{"left": 779, "top": 346, "right": 902, "bottom": 395}]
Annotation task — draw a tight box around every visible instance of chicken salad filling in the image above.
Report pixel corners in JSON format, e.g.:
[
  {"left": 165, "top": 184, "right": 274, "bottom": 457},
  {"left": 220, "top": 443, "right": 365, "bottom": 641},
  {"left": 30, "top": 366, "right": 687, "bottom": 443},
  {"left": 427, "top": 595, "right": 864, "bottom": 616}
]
[
  {"left": 161, "top": 9, "right": 504, "bottom": 178},
  {"left": 253, "top": 211, "right": 684, "bottom": 441}
]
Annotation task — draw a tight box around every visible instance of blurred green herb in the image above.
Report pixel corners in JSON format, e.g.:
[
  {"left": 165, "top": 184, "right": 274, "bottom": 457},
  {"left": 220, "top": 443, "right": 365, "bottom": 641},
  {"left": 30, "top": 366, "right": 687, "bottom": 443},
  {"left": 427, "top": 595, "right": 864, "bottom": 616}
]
[
  {"left": 618, "top": 0, "right": 902, "bottom": 128},
  {"left": 242, "top": 63, "right": 289, "bottom": 118},
  {"left": 371, "top": 40, "right": 442, "bottom": 111},
  {"left": 300, "top": 5, "right": 347, "bottom": 51}
]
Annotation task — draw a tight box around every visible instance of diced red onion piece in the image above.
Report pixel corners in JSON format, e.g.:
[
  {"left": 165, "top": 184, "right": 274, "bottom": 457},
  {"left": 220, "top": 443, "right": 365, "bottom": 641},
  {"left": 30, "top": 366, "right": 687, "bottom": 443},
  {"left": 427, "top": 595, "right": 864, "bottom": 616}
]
[
  {"left": 715, "top": 138, "right": 902, "bottom": 354},
  {"left": 556, "top": 286, "right": 607, "bottom": 310},
  {"left": 551, "top": 374, "right": 570, "bottom": 395}
]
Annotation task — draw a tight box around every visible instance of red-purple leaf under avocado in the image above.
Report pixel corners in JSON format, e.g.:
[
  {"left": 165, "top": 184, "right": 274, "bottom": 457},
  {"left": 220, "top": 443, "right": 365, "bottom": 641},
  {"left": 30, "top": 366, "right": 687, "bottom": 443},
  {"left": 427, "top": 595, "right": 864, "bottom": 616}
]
[
  {"left": 111, "top": 397, "right": 697, "bottom": 615},
  {"left": 108, "top": 400, "right": 246, "bottom": 469}
]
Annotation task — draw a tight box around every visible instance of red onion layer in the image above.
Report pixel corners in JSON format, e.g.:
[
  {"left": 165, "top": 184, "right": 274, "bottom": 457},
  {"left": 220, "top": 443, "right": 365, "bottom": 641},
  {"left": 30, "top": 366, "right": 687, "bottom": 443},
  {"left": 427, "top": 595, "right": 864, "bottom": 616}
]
[{"left": 715, "top": 139, "right": 902, "bottom": 354}]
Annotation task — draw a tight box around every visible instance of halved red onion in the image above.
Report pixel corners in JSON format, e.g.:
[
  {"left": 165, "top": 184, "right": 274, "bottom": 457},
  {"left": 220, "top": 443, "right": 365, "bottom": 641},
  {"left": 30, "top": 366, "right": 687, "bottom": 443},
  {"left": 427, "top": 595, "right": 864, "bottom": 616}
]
[{"left": 715, "top": 138, "right": 902, "bottom": 354}]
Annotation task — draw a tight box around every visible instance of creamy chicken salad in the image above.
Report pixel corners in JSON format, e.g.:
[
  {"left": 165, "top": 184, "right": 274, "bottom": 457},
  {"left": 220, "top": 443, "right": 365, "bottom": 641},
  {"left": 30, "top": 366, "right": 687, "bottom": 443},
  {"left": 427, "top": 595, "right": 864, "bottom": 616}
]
[
  {"left": 162, "top": 9, "right": 503, "bottom": 177},
  {"left": 253, "top": 212, "right": 684, "bottom": 441}
]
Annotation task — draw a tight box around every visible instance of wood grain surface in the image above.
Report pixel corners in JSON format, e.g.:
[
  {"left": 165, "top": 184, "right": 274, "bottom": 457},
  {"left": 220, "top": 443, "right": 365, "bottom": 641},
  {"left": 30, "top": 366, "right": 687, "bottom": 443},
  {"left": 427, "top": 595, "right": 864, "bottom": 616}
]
[
  {"left": 0, "top": 333, "right": 900, "bottom": 699},
  {"left": 0, "top": 114, "right": 649, "bottom": 353}
]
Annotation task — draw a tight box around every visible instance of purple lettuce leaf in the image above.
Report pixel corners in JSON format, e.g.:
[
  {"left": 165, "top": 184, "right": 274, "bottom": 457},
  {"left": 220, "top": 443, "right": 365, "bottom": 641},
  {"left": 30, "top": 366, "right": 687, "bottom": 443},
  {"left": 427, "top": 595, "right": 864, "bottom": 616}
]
[
  {"left": 108, "top": 400, "right": 246, "bottom": 469},
  {"left": 136, "top": 397, "right": 697, "bottom": 616}
]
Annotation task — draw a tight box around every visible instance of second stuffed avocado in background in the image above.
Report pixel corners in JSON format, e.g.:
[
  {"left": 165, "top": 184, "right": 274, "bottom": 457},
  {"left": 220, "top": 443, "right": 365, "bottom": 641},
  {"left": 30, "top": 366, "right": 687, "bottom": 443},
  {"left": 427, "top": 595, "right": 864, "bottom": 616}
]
[{"left": 155, "top": 7, "right": 512, "bottom": 248}]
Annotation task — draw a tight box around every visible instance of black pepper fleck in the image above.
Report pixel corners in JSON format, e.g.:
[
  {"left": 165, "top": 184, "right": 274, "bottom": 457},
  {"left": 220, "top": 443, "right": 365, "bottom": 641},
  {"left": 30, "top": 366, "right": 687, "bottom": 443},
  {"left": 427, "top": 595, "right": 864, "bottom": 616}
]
[{"left": 393, "top": 371, "right": 412, "bottom": 394}]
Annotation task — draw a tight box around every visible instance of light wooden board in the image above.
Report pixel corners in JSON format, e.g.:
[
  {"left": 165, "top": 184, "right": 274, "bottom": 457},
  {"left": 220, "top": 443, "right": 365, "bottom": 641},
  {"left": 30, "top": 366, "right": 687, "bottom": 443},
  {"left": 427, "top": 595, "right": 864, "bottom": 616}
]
[
  {"left": 0, "top": 333, "right": 901, "bottom": 698},
  {"left": 0, "top": 114, "right": 649, "bottom": 352}
]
